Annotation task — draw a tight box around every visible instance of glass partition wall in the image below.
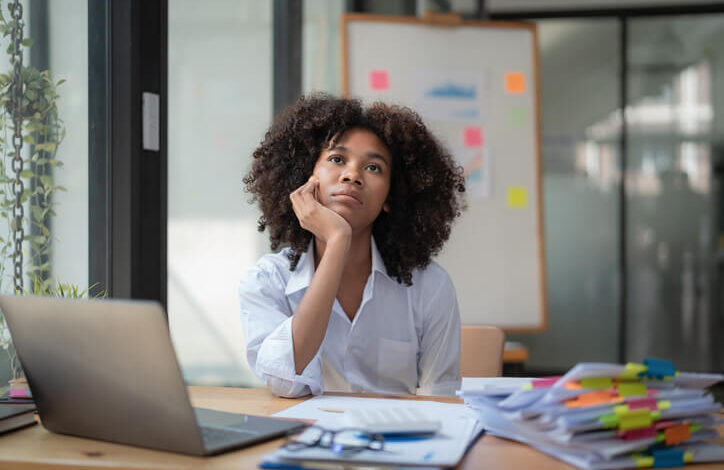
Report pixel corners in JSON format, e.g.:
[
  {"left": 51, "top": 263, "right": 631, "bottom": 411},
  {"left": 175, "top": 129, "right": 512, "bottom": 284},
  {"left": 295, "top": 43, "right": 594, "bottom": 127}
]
[
  {"left": 512, "top": 14, "right": 724, "bottom": 374},
  {"left": 625, "top": 16, "right": 724, "bottom": 371}
]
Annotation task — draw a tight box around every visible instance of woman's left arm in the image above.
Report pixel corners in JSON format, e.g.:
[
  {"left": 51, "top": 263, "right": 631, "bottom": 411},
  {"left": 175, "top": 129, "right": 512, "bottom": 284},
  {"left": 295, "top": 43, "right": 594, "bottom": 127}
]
[{"left": 416, "top": 270, "right": 461, "bottom": 396}]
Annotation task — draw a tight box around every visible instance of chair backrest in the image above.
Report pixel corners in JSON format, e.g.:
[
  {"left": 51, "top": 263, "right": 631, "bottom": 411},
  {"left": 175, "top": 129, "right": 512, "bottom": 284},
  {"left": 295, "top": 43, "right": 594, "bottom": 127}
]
[{"left": 460, "top": 325, "right": 505, "bottom": 377}]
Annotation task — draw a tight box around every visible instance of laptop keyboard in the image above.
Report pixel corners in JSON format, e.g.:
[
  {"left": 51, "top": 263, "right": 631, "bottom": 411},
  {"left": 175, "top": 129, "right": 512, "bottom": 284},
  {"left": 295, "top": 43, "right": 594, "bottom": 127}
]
[{"left": 200, "top": 426, "right": 254, "bottom": 448}]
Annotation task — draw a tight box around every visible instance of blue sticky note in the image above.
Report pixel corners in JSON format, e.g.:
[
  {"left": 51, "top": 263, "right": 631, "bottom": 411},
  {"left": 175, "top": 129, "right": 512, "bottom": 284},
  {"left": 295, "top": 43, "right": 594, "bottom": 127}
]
[
  {"left": 652, "top": 448, "right": 684, "bottom": 468},
  {"left": 642, "top": 358, "right": 675, "bottom": 380}
]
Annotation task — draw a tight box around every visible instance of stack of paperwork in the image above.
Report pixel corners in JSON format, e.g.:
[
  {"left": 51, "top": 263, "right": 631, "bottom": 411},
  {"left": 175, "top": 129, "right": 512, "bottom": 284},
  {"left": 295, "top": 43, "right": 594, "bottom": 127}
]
[
  {"left": 458, "top": 359, "right": 724, "bottom": 469},
  {"left": 262, "top": 396, "right": 482, "bottom": 469}
]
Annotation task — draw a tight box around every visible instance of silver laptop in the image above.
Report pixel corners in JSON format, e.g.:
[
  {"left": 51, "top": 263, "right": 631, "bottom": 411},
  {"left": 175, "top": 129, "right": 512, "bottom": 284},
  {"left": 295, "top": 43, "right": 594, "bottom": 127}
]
[{"left": 0, "top": 295, "right": 306, "bottom": 455}]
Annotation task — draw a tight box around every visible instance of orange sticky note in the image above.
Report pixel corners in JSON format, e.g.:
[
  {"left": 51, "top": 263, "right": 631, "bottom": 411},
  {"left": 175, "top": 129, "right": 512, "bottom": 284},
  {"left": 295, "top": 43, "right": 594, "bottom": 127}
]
[
  {"left": 505, "top": 72, "right": 526, "bottom": 94},
  {"left": 369, "top": 70, "right": 389, "bottom": 90},
  {"left": 664, "top": 424, "right": 691, "bottom": 445},
  {"left": 566, "top": 391, "right": 614, "bottom": 408},
  {"left": 464, "top": 127, "right": 483, "bottom": 147}
]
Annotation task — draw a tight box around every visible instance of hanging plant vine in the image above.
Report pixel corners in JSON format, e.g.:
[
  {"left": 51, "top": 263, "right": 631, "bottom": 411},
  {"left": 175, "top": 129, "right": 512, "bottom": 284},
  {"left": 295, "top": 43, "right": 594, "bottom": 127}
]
[{"left": 0, "top": 0, "right": 65, "bottom": 381}]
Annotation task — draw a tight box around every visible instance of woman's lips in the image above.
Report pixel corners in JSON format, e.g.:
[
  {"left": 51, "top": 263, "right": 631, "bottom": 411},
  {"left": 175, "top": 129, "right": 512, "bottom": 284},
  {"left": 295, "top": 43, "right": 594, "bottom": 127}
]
[{"left": 331, "top": 193, "right": 362, "bottom": 204}]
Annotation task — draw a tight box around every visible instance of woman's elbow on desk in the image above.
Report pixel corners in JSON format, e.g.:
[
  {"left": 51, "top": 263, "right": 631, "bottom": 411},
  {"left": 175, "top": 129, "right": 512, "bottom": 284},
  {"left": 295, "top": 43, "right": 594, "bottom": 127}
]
[{"left": 263, "top": 374, "right": 313, "bottom": 398}]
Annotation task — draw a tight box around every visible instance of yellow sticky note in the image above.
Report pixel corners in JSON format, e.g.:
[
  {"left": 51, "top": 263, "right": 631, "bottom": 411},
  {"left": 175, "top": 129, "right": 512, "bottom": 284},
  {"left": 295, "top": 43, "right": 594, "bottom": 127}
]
[
  {"left": 618, "top": 382, "right": 647, "bottom": 397},
  {"left": 580, "top": 377, "right": 612, "bottom": 390},
  {"left": 618, "top": 362, "right": 646, "bottom": 380},
  {"left": 507, "top": 187, "right": 528, "bottom": 208},
  {"left": 618, "top": 409, "right": 652, "bottom": 431}
]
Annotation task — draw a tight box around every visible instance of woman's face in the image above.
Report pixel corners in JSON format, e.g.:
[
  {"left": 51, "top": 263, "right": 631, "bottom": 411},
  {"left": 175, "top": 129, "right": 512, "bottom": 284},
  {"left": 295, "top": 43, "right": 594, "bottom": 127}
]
[{"left": 312, "top": 128, "right": 392, "bottom": 233}]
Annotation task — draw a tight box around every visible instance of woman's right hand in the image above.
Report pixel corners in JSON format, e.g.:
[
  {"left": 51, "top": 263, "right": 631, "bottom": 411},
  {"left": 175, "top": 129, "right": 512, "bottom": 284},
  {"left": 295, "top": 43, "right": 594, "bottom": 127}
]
[{"left": 290, "top": 176, "right": 352, "bottom": 245}]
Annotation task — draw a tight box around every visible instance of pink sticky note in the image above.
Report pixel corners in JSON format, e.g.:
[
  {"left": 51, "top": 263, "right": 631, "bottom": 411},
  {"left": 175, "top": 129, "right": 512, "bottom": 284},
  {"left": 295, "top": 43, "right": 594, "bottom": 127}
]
[
  {"left": 620, "top": 427, "right": 657, "bottom": 441},
  {"left": 369, "top": 70, "right": 389, "bottom": 90},
  {"left": 464, "top": 127, "right": 483, "bottom": 147},
  {"left": 627, "top": 397, "right": 658, "bottom": 411},
  {"left": 532, "top": 376, "right": 561, "bottom": 388}
]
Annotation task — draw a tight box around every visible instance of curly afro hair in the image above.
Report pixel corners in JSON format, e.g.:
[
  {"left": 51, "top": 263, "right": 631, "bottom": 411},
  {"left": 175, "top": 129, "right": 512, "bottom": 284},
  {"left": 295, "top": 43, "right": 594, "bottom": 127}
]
[{"left": 243, "top": 94, "right": 466, "bottom": 286}]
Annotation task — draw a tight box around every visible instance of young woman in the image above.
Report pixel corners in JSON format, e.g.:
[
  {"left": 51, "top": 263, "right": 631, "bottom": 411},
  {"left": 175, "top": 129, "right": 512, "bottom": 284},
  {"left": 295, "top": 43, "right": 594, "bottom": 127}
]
[{"left": 240, "top": 94, "right": 466, "bottom": 397}]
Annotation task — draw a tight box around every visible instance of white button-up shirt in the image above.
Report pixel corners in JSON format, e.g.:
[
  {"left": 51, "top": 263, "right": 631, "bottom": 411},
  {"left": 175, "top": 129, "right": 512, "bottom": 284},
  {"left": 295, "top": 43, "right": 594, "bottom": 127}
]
[{"left": 238, "top": 238, "right": 461, "bottom": 398}]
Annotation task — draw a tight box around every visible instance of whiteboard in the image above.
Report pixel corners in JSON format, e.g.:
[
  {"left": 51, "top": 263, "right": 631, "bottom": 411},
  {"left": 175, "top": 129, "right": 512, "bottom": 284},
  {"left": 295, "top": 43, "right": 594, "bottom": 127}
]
[{"left": 342, "top": 14, "right": 546, "bottom": 331}]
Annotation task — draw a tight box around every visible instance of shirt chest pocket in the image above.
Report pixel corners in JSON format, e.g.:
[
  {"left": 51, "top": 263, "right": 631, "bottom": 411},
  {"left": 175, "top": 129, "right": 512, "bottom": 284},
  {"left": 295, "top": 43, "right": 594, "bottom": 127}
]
[{"left": 376, "top": 338, "right": 418, "bottom": 394}]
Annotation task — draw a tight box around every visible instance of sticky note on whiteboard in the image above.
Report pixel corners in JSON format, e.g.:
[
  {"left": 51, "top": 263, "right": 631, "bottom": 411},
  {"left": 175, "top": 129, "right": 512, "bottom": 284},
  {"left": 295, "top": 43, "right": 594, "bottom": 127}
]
[
  {"left": 464, "top": 127, "right": 483, "bottom": 147},
  {"left": 369, "top": 70, "right": 389, "bottom": 90},
  {"left": 507, "top": 186, "right": 528, "bottom": 208},
  {"left": 505, "top": 72, "right": 526, "bottom": 94}
]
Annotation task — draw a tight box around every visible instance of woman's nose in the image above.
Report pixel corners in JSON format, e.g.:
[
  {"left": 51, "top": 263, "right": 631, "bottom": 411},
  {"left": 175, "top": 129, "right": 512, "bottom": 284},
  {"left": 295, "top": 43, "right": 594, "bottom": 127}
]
[{"left": 341, "top": 167, "right": 362, "bottom": 186}]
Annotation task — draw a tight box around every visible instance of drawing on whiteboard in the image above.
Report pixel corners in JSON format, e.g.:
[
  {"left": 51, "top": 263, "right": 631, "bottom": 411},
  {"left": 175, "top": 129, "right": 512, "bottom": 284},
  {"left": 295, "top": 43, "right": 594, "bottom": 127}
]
[
  {"left": 425, "top": 82, "right": 476, "bottom": 99},
  {"left": 413, "top": 68, "right": 487, "bottom": 122},
  {"left": 455, "top": 145, "right": 491, "bottom": 201}
]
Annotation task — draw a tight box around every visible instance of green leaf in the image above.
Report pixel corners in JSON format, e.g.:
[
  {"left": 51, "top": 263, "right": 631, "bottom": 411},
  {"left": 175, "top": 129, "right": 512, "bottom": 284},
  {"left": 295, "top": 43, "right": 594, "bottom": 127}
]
[
  {"left": 19, "top": 169, "right": 33, "bottom": 178},
  {"left": 21, "top": 38, "right": 34, "bottom": 48},
  {"left": 56, "top": 78, "right": 66, "bottom": 86},
  {"left": 39, "top": 175, "right": 52, "bottom": 188}
]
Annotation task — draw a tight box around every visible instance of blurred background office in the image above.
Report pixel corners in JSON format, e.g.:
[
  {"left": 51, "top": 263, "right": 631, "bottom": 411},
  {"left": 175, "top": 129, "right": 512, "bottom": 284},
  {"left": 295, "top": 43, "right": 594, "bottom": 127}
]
[{"left": 0, "top": 0, "right": 722, "bottom": 387}]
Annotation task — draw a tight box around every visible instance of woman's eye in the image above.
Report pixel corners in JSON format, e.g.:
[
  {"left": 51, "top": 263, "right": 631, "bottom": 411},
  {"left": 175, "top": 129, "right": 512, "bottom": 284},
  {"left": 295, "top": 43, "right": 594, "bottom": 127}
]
[
  {"left": 366, "top": 164, "right": 380, "bottom": 173},
  {"left": 329, "top": 155, "right": 343, "bottom": 164}
]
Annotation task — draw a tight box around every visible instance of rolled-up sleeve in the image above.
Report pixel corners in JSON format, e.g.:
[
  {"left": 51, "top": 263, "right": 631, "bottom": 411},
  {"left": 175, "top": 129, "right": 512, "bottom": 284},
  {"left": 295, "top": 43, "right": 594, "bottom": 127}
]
[
  {"left": 415, "top": 271, "right": 461, "bottom": 396},
  {"left": 238, "top": 264, "right": 322, "bottom": 397}
]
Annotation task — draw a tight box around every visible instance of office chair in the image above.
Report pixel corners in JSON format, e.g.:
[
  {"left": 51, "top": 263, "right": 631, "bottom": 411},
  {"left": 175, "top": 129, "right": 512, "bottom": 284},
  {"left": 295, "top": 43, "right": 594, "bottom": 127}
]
[{"left": 460, "top": 326, "right": 505, "bottom": 377}]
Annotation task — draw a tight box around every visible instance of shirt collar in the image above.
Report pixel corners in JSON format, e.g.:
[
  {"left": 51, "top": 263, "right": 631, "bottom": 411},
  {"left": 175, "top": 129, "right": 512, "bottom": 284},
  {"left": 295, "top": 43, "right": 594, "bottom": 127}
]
[{"left": 284, "top": 236, "right": 392, "bottom": 297}]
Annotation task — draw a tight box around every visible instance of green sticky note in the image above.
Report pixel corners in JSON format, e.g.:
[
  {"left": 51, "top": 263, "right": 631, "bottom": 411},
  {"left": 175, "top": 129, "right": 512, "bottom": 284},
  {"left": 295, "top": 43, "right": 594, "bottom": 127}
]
[
  {"left": 507, "top": 186, "right": 528, "bottom": 208},
  {"left": 599, "top": 414, "right": 618, "bottom": 428},
  {"left": 580, "top": 377, "right": 612, "bottom": 390},
  {"left": 618, "top": 382, "right": 647, "bottom": 397},
  {"left": 507, "top": 106, "right": 528, "bottom": 127}
]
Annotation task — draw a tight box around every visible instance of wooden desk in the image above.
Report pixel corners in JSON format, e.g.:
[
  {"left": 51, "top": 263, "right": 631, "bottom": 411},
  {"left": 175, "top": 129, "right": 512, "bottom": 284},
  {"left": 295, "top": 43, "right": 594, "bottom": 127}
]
[{"left": 1, "top": 386, "right": 722, "bottom": 469}]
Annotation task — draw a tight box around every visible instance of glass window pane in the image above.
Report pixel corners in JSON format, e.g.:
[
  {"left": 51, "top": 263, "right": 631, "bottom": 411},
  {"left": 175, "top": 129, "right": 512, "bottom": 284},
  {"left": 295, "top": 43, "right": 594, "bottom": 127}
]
[
  {"left": 303, "top": 0, "right": 344, "bottom": 95},
  {"left": 48, "top": 1, "right": 89, "bottom": 290},
  {"left": 168, "top": 0, "right": 272, "bottom": 386},
  {"left": 0, "top": 0, "right": 88, "bottom": 384},
  {"left": 626, "top": 15, "right": 724, "bottom": 371},
  {"left": 509, "top": 19, "right": 622, "bottom": 370}
]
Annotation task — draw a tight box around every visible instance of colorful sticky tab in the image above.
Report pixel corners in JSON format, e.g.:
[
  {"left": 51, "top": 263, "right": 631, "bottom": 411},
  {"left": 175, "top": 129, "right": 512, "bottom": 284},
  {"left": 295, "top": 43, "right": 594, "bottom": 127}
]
[
  {"left": 642, "top": 358, "right": 676, "bottom": 380},
  {"left": 580, "top": 377, "right": 612, "bottom": 390},
  {"left": 664, "top": 424, "right": 691, "bottom": 446},
  {"left": 627, "top": 398, "right": 658, "bottom": 410},
  {"left": 531, "top": 377, "right": 560, "bottom": 389},
  {"left": 369, "top": 70, "right": 389, "bottom": 90},
  {"left": 464, "top": 127, "right": 483, "bottom": 147},
  {"left": 505, "top": 72, "right": 526, "bottom": 94},
  {"left": 652, "top": 448, "right": 684, "bottom": 468},
  {"left": 507, "top": 186, "right": 528, "bottom": 208},
  {"left": 567, "top": 390, "right": 618, "bottom": 408},
  {"left": 619, "top": 409, "right": 653, "bottom": 431},
  {"left": 620, "top": 427, "right": 657, "bottom": 441},
  {"left": 618, "top": 382, "right": 647, "bottom": 397},
  {"left": 633, "top": 455, "right": 655, "bottom": 468},
  {"left": 599, "top": 414, "right": 619, "bottom": 429},
  {"left": 619, "top": 362, "right": 648, "bottom": 381}
]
